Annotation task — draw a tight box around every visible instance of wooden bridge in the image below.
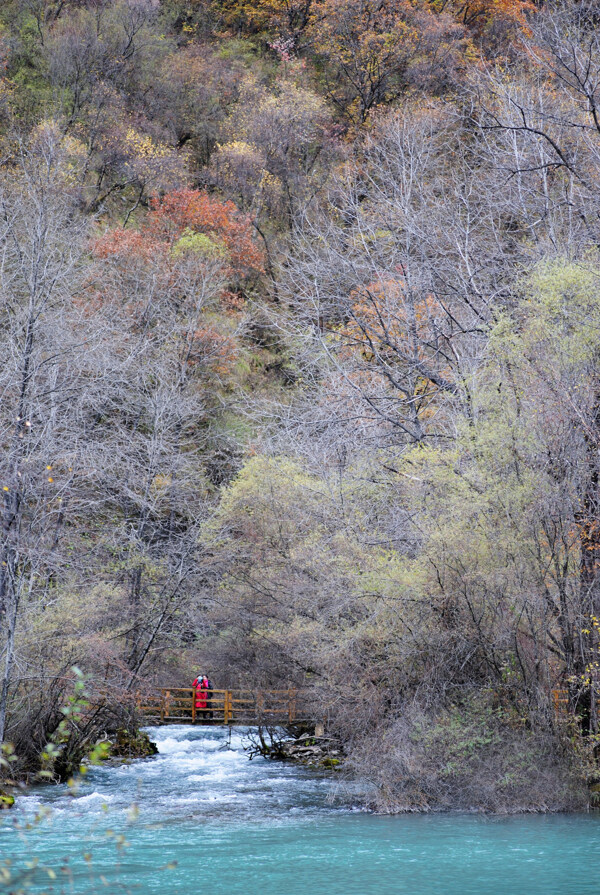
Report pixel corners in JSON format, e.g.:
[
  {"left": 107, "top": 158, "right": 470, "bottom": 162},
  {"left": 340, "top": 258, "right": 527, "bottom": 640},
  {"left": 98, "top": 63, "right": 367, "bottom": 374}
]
[{"left": 139, "top": 688, "right": 309, "bottom": 726}]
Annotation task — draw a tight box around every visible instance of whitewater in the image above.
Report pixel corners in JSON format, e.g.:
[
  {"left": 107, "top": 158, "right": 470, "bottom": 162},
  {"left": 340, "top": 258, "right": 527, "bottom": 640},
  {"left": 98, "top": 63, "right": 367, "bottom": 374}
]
[{"left": 2, "top": 724, "right": 600, "bottom": 894}]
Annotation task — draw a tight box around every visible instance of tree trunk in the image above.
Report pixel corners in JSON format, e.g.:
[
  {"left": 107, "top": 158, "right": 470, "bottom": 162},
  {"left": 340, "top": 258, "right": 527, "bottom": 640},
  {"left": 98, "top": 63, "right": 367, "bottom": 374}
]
[{"left": 0, "top": 570, "right": 20, "bottom": 743}]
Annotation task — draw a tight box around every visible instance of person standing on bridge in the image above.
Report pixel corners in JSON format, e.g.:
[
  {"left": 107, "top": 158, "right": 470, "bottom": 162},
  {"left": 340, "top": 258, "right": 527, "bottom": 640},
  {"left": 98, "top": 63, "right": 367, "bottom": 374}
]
[
  {"left": 204, "top": 675, "right": 213, "bottom": 719},
  {"left": 193, "top": 673, "right": 208, "bottom": 719}
]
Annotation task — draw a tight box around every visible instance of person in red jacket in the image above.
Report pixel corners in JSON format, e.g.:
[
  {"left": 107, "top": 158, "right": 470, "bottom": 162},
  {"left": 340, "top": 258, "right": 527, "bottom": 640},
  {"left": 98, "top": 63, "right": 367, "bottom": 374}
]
[
  {"left": 193, "top": 674, "right": 207, "bottom": 719},
  {"left": 204, "top": 675, "right": 213, "bottom": 719}
]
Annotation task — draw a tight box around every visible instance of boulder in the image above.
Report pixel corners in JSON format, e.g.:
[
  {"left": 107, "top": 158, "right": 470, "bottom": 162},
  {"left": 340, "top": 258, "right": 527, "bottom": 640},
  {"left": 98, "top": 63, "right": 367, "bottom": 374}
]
[{"left": 110, "top": 729, "right": 158, "bottom": 759}]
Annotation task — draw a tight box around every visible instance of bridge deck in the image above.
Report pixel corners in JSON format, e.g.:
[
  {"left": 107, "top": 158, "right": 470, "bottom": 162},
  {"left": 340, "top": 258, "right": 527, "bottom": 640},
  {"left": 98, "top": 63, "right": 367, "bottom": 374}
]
[{"left": 139, "top": 688, "right": 309, "bottom": 726}]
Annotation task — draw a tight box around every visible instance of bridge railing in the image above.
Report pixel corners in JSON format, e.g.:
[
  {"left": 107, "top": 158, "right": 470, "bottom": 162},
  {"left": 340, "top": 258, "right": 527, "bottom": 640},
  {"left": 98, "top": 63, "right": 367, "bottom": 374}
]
[
  {"left": 552, "top": 688, "right": 569, "bottom": 718},
  {"left": 138, "top": 688, "right": 307, "bottom": 725}
]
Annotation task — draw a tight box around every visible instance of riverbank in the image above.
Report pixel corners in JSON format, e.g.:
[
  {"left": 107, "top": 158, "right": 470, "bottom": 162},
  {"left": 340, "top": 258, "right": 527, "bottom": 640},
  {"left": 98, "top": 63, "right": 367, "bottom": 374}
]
[
  {"left": 245, "top": 726, "right": 345, "bottom": 771},
  {"left": 0, "top": 726, "right": 159, "bottom": 809},
  {"left": 2, "top": 725, "right": 600, "bottom": 895},
  {"left": 281, "top": 733, "right": 344, "bottom": 769},
  {"left": 2, "top": 713, "right": 595, "bottom": 816}
]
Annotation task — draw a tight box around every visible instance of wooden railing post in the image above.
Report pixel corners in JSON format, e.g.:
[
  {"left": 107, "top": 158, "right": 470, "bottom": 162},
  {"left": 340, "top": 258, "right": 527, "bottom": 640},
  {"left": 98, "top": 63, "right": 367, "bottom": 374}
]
[
  {"left": 192, "top": 686, "right": 196, "bottom": 724},
  {"left": 222, "top": 689, "right": 227, "bottom": 723}
]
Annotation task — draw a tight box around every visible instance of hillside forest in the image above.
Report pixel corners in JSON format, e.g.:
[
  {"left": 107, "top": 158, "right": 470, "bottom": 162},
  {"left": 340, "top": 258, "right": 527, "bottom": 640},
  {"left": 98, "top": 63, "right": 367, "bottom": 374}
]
[{"left": 2, "top": 0, "right": 600, "bottom": 812}]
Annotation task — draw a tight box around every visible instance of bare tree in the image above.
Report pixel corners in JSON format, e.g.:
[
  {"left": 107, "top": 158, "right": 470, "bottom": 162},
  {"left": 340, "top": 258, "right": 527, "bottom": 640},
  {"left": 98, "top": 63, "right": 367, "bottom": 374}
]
[{"left": 0, "top": 123, "right": 96, "bottom": 742}]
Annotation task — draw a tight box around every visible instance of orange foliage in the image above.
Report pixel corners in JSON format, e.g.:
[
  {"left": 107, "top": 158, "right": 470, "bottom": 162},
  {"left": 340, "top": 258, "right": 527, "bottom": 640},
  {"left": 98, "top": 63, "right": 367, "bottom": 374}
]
[
  {"left": 310, "top": 0, "right": 423, "bottom": 122},
  {"left": 340, "top": 277, "right": 453, "bottom": 417},
  {"left": 92, "top": 227, "right": 165, "bottom": 263},
  {"left": 216, "top": 0, "right": 532, "bottom": 125},
  {"left": 445, "top": 0, "right": 534, "bottom": 35},
  {"left": 148, "top": 189, "right": 264, "bottom": 278},
  {"left": 344, "top": 277, "right": 443, "bottom": 364},
  {"left": 92, "top": 189, "right": 264, "bottom": 282},
  {"left": 89, "top": 189, "right": 257, "bottom": 381},
  {"left": 188, "top": 326, "right": 239, "bottom": 375}
]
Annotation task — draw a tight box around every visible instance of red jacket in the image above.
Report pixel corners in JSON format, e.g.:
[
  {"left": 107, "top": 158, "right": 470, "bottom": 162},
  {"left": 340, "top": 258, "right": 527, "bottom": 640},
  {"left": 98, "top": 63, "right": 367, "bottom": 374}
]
[{"left": 193, "top": 678, "right": 207, "bottom": 709}]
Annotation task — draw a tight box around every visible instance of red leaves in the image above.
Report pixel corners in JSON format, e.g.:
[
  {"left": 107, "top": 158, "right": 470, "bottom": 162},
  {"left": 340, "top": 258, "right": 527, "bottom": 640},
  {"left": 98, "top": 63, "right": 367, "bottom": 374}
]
[
  {"left": 92, "top": 189, "right": 264, "bottom": 287},
  {"left": 188, "top": 326, "right": 238, "bottom": 374},
  {"left": 148, "top": 189, "right": 264, "bottom": 278},
  {"left": 88, "top": 189, "right": 259, "bottom": 380},
  {"left": 92, "top": 227, "right": 164, "bottom": 263}
]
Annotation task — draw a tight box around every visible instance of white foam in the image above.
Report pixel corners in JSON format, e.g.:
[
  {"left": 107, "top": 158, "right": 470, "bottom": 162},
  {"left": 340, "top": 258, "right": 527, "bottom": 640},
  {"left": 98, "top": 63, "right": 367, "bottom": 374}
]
[
  {"left": 154, "top": 737, "right": 194, "bottom": 755},
  {"left": 186, "top": 768, "right": 231, "bottom": 784},
  {"left": 75, "top": 791, "right": 113, "bottom": 804}
]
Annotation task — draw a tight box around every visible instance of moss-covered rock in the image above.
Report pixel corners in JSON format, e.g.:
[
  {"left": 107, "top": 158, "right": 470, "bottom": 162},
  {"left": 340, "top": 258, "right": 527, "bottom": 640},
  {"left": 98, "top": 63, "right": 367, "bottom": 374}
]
[
  {"left": 0, "top": 789, "right": 15, "bottom": 809},
  {"left": 110, "top": 729, "right": 158, "bottom": 759}
]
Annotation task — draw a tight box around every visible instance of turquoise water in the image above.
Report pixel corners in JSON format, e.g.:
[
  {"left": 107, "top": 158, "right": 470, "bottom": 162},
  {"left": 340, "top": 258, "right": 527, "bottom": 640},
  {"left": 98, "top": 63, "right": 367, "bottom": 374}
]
[{"left": 1, "top": 724, "right": 600, "bottom": 894}]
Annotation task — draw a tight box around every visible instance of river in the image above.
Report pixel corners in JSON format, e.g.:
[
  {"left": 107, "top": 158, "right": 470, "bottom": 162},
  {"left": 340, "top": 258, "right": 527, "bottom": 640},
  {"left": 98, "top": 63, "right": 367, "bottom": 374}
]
[{"left": 1, "top": 724, "right": 600, "bottom": 894}]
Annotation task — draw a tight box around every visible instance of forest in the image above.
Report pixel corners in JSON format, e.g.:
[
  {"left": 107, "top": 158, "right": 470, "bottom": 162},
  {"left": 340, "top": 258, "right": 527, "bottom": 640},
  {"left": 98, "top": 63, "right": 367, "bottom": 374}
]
[{"left": 1, "top": 0, "right": 600, "bottom": 813}]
